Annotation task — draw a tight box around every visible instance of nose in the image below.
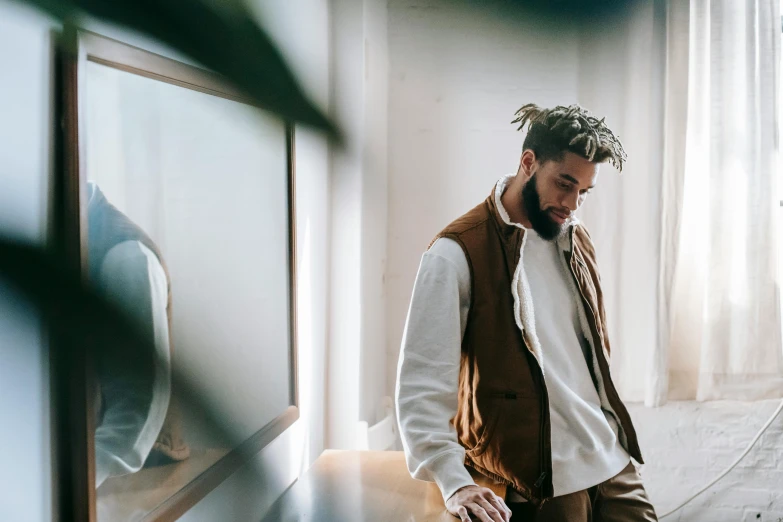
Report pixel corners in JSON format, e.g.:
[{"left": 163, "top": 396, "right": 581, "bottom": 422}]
[{"left": 562, "top": 191, "right": 580, "bottom": 213}]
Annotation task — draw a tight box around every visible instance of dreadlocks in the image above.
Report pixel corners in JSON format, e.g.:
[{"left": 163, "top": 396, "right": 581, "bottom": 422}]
[{"left": 511, "top": 103, "right": 627, "bottom": 172}]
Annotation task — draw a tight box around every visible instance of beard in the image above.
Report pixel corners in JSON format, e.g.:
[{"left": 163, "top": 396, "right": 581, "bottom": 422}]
[{"left": 521, "top": 173, "right": 566, "bottom": 241}]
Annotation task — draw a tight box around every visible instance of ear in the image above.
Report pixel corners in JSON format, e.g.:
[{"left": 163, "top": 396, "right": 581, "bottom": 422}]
[{"left": 519, "top": 149, "right": 537, "bottom": 179}]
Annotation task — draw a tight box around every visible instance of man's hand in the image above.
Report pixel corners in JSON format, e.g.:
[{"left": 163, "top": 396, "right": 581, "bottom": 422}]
[{"left": 446, "top": 485, "right": 512, "bottom": 522}]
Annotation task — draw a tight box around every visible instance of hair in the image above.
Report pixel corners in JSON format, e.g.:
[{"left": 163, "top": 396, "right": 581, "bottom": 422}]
[{"left": 511, "top": 103, "right": 627, "bottom": 172}]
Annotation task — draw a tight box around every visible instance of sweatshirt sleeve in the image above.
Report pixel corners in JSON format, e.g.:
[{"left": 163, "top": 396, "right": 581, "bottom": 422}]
[
  {"left": 395, "top": 237, "right": 474, "bottom": 503},
  {"left": 94, "top": 241, "right": 172, "bottom": 487}
]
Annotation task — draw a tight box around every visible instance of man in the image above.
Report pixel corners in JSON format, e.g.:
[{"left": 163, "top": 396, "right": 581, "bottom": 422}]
[
  {"left": 395, "top": 104, "right": 657, "bottom": 521},
  {"left": 88, "top": 182, "right": 190, "bottom": 486}
]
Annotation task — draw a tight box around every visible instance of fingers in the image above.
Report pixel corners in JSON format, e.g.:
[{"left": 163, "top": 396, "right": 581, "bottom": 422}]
[
  {"left": 448, "top": 486, "right": 510, "bottom": 522},
  {"left": 456, "top": 505, "right": 471, "bottom": 522},
  {"left": 478, "top": 498, "right": 506, "bottom": 522},
  {"left": 465, "top": 502, "right": 495, "bottom": 522},
  {"left": 487, "top": 494, "right": 512, "bottom": 522}
]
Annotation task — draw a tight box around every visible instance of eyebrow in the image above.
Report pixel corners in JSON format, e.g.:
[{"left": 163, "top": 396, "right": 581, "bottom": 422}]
[{"left": 560, "top": 174, "right": 596, "bottom": 190}]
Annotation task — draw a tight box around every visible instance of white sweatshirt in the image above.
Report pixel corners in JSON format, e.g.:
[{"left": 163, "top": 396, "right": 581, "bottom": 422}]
[{"left": 396, "top": 175, "right": 629, "bottom": 504}]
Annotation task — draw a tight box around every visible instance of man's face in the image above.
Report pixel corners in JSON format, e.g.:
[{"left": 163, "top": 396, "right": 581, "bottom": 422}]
[{"left": 521, "top": 151, "right": 599, "bottom": 240}]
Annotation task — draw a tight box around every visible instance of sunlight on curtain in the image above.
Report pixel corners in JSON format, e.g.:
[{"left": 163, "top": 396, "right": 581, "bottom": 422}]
[{"left": 657, "top": 0, "right": 783, "bottom": 403}]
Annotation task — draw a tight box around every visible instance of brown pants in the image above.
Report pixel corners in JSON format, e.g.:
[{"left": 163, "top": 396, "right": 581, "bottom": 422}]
[{"left": 508, "top": 462, "right": 658, "bottom": 521}]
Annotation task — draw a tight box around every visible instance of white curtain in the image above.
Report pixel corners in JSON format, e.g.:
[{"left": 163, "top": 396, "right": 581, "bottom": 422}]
[
  {"left": 653, "top": 0, "right": 783, "bottom": 404},
  {"left": 577, "top": 0, "right": 783, "bottom": 404}
]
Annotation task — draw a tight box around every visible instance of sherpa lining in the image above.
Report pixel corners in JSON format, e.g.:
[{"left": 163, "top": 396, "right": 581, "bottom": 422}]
[{"left": 494, "top": 175, "right": 544, "bottom": 376}]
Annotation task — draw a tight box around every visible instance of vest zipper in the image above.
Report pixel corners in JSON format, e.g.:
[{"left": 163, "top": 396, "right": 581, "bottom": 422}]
[
  {"left": 523, "top": 332, "right": 551, "bottom": 500},
  {"left": 537, "top": 363, "right": 551, "bottom": 498}
]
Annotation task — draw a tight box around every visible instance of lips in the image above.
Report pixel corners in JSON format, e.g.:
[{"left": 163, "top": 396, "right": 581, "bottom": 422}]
[{"left": 549, "top": 209, "right": 570, "bottom": 224}]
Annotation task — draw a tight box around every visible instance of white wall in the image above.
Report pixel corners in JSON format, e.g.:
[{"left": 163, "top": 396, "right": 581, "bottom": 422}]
[
  {"left": 0, "top": 2, "right": 56, "bottom": 520},
  {"left": 327, "top": 0, "right": 389, "bottom": 449},
  {"left": 360, "top": 0, "right": 390, "bottom": 436},
  {"left": 386, "top": 0, "right": 581, "bottom": 395},
  {"left": 327, "top": 0, "right": 365, "bottom": 451}
]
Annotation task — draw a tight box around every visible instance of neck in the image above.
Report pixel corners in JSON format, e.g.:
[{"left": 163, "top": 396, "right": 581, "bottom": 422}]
[{"left": 501, "top": 174, "right": 533, "bottom": 228}]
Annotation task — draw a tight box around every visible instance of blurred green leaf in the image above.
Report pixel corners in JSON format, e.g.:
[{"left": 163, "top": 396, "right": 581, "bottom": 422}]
[{"left": 18, "top": 0, "right": 338, "bottom": 137}]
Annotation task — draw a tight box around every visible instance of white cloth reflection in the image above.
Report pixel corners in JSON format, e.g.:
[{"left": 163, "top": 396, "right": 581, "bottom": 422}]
[{"left": 89, "top": 185, "right": 172, "bottom": 487}]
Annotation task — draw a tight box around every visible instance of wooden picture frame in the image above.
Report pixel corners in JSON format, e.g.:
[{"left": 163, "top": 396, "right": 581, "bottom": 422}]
[{"left": 56, "top": 28, "right": 299, "bottom": 522}]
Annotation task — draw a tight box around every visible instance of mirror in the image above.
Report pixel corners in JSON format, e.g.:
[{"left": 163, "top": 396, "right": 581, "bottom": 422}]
[{"left": 61, "top": 31, "right": 298, "bottom": 521}]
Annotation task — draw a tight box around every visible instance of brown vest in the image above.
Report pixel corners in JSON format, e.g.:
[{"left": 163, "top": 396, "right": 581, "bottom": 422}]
[{"left": 430, "top": 187, "right": 642, "bottom": 504}]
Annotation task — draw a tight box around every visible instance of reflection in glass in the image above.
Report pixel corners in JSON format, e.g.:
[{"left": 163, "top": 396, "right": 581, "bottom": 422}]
[
  {"left": 89, "top": 181, "right": 188, "bottom": 489},
  {"left": 84, "top": 59, "right": 292, "bottom": 521}
]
